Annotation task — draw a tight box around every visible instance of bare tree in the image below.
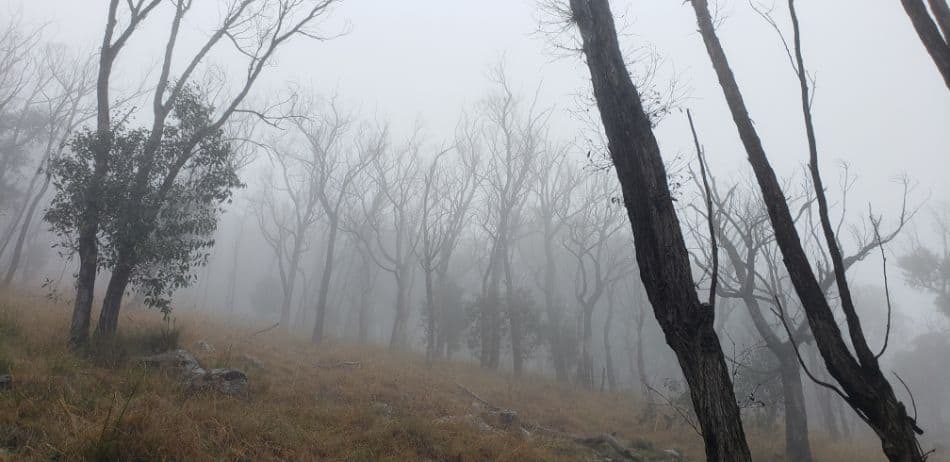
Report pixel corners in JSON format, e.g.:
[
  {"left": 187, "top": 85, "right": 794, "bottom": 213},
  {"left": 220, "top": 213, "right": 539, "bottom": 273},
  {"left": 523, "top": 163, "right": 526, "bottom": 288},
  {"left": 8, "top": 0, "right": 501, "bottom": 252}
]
[
  {"left": 563, "top": 178, "right": 631, "bottom": 389},
  {"left": 689, "top": 0, "right": 926, "bottom": 458},
  {"left": 2, "top": 46, "right": 96, "bottom": 286},
  {"left": 531, "top": 141, "right": 583, "bottom": 381},
  {"left": 566, "top": 0, "right": 753, "bottom": 458},
  {"left": 353, "top": 134, "right": 421, "bottom": 349},
  {"left": 472, "top": 66, "right": 544, "bottom": 371},
  {"left": 295, "top": 101, "right": 378, "bottom": 343},
  {"left": 415, "top": 142, "right": 481, "bottom": 362}
]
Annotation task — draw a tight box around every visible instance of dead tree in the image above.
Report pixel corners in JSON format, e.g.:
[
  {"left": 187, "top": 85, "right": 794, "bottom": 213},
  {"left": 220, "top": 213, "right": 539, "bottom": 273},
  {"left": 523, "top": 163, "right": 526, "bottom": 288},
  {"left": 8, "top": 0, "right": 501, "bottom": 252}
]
[
  {"left": 287, "top": 97, "right": 377, "bottom": 344},
  {"left": 563, "top": 178, "right": 631, "bottom": 389},
  {"left": 472, "top": 66, "right": 544, "bottom": 371},
  {"left": 354, "top": 135, "right": 421, "bottom": 349},
  {"left": 3, "top": 47, "right": 96, "bottom": 286},
  {"left": 531, "top": 141, "right": 583, "bottom": 381},
  {"left": 689, "top": 0, "right": 926, "bottom": 459},
  {"left": 566, "top": 0, "right": 753, "bottom": 458},
  {"left": 415, "top": 143, "right": 478, "bottom": 362},
  {"left": 256, "top": 99, "right": 350, "bottom": 331}
]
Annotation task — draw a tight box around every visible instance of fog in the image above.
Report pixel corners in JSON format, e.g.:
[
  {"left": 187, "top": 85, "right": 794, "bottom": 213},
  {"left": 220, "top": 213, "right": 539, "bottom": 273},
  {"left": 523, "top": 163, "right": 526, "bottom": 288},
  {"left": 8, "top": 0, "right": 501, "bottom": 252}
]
[{"left": 1, "top": 0, "right": 948, "bottom": 460}]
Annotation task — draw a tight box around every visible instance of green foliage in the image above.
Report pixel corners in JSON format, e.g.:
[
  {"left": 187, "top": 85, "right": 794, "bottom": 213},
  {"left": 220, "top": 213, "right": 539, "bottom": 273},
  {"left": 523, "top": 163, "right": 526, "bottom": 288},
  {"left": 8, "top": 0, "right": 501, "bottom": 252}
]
[
  {"left": 45, "top": 85, "right": 243, "bottom": 314},
  {"left": 898, "top": 246, "right": 950, "bottom": 317}
]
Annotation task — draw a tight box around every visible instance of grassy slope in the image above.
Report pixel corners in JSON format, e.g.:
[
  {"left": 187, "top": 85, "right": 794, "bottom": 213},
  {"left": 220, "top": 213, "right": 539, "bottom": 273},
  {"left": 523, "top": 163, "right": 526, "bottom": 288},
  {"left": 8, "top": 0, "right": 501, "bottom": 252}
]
[{"left": 0, "top": 291, "right": 889, "bottom": 461}]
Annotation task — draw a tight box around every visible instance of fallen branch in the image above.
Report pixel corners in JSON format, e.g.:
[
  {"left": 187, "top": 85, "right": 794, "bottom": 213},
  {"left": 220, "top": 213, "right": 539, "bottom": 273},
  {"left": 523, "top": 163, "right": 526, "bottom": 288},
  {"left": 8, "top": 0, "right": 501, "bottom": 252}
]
[
  {"left": 315, "top": 360, "right": 361, "bottom": 369},
  {"left": 246, "top": 322, "right": 280, "bottom": 339}
]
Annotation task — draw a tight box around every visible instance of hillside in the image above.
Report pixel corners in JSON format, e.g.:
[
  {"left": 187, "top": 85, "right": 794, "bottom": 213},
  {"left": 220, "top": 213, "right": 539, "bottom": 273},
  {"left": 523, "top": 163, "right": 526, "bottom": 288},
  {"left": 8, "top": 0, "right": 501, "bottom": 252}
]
[{"left": 0, "top": 291, "right": 887, "bottom": 461}]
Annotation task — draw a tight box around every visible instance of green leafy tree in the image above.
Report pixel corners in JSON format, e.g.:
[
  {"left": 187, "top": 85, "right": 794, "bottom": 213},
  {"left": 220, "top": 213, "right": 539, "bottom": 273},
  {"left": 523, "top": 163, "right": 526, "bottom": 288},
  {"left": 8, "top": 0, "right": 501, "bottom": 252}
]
[{"left": 46, "top": 88, "right": 241, "bottom": 317}]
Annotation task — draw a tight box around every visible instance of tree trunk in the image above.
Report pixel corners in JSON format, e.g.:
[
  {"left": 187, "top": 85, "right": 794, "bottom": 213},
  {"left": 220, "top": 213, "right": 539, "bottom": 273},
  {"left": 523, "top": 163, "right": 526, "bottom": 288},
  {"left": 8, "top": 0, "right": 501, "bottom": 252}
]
[
  {"left": 312, "top": 222, "right": 340, "bottom": 343},
  {"left": 543, "top": 227, "right": 569, "bottom": 382},
  {"left": 689, "top": 1, "right": 926, "bottom": 459},
  {"left": 96, "top": 261, "right": 132, "bottom": 336},
  {"left": 604, "top": 296, "right": 617, "bottom": 392},
  {"left": 578, "top": 305, "right": 594, "bottom": 389},
  {"left": 424, "top": 265, "right": 436, "bottom": 363},
  {"left": 569, "top": 1, "right": 752, "bottom": 459},
  {"left": 3, "top": 174, "right": 51, "bottom": 286},
  {"left": 778, "top": 350, "right": 813, "bottom": 462},
  {"left": 900, "top": 0, "right": 950, "bottom": 88},
  {"left": 389, "top": 273, "right": 410, "bottom": 349}
]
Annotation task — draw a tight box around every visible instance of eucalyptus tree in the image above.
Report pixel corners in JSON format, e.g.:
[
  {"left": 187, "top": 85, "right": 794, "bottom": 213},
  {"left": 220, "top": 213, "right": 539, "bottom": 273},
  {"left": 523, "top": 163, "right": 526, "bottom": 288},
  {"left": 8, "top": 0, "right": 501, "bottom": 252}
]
[
  {"left": 472, "top": 67, "right": 545, "bottom": 371},
  {"left": 256, "top": 98, "right": 351, "bottom": 330},
  {"left": 2, "top": 47, "right": 96, "bottom": 287},
  {"left": 530, "top": 141, "right": 582, "bottom": 381},
  {"left": 566, "top": 0, "right": 753, "bottom": 458},
  {"left": 353, "top": 134, "right": 422, "bottom": 349},
  {"left": 65, "top": 0, "right": 343, "bottom": 345},
  {"left": 899, "top": 0, "right": 950, "bottom": 88},
  {"left": 415, "top": 144, "right": 481, "bottom": 362},
  {"left": 563, "top": 178, "right": 632, "bottom": 389},
  {"left": 298, "top": 104, "right": 380, "bottom": 344},
  {"left": 689, "top": 0, "right": 926, "bottom": 458}
]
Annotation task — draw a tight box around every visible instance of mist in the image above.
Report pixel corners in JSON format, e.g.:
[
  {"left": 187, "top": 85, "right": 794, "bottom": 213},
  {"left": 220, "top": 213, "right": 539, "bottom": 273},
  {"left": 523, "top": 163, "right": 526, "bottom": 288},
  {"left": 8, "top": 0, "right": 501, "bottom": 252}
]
[{"left": 0, "top": 1, "right": 948, "bottom": 461}]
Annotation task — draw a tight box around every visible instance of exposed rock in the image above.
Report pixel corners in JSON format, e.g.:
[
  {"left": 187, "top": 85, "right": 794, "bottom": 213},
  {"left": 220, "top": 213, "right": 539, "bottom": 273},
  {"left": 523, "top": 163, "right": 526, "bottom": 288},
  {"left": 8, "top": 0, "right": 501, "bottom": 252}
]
[
  {"left": 663, "top": 448, "right": 682, "bottom": 460},
  {"left": 188, "top": 368, "right": 248, "bottom": 396},
  {"left": 0, "top": 374, "right": 11, "bottom": 390},
  {"left": 498, "top": 409, "right": 519, "bottom": 426},
  {"left": 139, "top": 349, "right": 248, "bottom": 396}
]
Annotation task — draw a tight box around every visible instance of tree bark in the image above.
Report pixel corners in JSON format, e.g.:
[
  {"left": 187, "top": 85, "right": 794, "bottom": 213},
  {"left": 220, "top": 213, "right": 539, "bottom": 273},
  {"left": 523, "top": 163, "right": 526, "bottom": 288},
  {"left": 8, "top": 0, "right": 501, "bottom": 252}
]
[
  {"left": 569, "top": 1, "right": 752, "bottom": 459},
  {"left": 312, "top": 220, "right": 340, "bottom": 343},
  {"left": 388, "top": 272, "right": 410, "bottom": 349},
  {"left": 603, "top": 294, "right": 617, "bottom": 392},
  {"left": 778, "top": 349, "right": 813, "bottom": 462},
  {"left": 96, "top": 262, "right": 132, "bottom": 336},
  {"left": 689, "top": 1, "right": 925, "bottom": 459},
  {"left": 901, "top": 0, "right": 950, "bottom": 88}
]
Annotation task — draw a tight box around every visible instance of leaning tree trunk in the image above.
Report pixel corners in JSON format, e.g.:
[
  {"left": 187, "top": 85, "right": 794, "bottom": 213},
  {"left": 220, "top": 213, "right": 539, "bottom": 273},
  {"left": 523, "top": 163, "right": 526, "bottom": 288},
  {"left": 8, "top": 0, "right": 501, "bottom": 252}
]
[
  {"left": 3, "top": 173, "right": 52, "bottom": 286},
  {"left": 96, "top": 260, "right": 133, "bottom": 336},
  {"left": 689, "top": 1, "right": 925, "bottom": 459},
  {"left": 569, "top": 1, "right": 752, "bottom": 459},
  {"left": 900, "top": 0, "right": 950, "bottom": 89}
]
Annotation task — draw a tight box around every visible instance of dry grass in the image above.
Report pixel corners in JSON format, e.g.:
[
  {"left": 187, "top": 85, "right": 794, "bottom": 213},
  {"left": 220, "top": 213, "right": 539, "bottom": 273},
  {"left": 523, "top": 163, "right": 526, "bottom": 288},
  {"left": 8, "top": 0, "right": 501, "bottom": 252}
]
[{"left": 0, "top": 290, "right": 894, "bottom": 461}]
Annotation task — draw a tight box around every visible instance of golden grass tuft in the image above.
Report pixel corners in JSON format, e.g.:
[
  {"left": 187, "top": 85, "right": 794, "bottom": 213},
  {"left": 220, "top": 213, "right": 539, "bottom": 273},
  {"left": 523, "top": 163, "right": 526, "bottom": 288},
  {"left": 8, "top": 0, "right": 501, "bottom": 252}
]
[{"left": 0, "top": 290, "right": 903, "bottom": 461}]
